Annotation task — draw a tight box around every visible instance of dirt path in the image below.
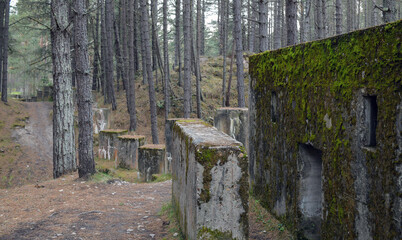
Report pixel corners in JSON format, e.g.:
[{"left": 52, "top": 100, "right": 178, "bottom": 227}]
[
  {"left": 7, "top": 102, "right": 53, "bottom": 186},
  {"left": 0, "top": 175, "right": 172, "bottom": 240}
]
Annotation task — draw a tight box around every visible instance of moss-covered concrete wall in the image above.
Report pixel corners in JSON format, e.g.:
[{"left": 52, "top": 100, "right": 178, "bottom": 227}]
[{"left": 249, "top": 21, "right": 401, "bottom": 239}]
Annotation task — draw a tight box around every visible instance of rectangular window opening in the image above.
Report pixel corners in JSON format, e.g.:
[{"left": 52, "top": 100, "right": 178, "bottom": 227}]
[{"left": 364, "top": 95, "right": 377, "bottom": 147}]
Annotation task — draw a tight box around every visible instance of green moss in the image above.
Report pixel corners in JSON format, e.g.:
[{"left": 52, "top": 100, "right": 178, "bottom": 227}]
[
  {"left": 197, "top": 227, "right": 233, "bottom": 240},
  {"left": 249, "top": 20, "right": 401, "bottom": 239},
  {"left": 100, "top": 129, "right": 128, "bottom": 134}
]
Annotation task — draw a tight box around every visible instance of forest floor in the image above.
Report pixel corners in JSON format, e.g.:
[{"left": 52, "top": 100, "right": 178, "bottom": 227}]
[{"left": 0, "top": 58, "right": 293, "bottom": 239}]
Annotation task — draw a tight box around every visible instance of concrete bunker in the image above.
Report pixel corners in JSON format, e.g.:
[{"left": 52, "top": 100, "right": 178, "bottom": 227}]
[
  {"left": 298, "top": 143, "right": 322, "bottom": 240},
  {"left": 138, "top": 144, "right": 166, "bottom": 182},
  {"left": 249, "top": 21, "right": 401, "bottom": 239}
]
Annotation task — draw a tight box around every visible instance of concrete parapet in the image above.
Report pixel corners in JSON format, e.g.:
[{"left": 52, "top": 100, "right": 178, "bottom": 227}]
[
  {"left": 214, "top": 107, "right": 248, "bottom": 151},
  {"left": 172, "top": 119, "right": 248, "bottom": 240},
  {"left": 138, "top": 144, "right": 166, "bottom": 182},
  {"left": 117, "top": 135, "right": 146, "bottom": 169},
  {"left": 98, "top": 129, "right": 128, "bottom": 160},
  {"left": 93, "top": 108, "right": 112, "bottom": 134}
]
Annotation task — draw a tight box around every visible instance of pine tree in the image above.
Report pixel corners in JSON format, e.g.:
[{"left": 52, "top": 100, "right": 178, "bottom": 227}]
[{"left": 74, "top": 0, "right": 95, "bottom": 178}]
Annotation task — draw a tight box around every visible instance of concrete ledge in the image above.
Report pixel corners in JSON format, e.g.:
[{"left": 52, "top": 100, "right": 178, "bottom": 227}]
[
  {"left": 172, "top": 119, "right": 249, "bottom": 240},
  {"left": 214, "top": 107, "right": 248, "bottom": 151},
  {"left": 117, "top": 135, "right": 146, "bottom": 169},
  {"left": 138, "top": 144, "right": 166, "bottom": 182},
  {"left": 98, "top": 129, "right": 128, "bottom": 160},
  {"left": 165, "top": 118, "right": 203, "bottom": 173}
]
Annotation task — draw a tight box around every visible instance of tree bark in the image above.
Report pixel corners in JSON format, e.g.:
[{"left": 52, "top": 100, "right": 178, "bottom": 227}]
[
  {"left": 92, "top": 0, "right": 101, "bottom": 91},
  {"left": 200, "top": 0, "right": 205, "bottom": 55},
  {"left": 383, "top": 0, "right": 397, "bottom": 23},
  {"left": 1, "top": 0, "right": 9, "bottom": 103},
  {"left": 259, "top": 0, "right": 268, "bottom": 52},
  {"left": 335, "top": 0, "right": 342, "bottom": 35},
  {"left": 225, "top": 40, "right": 235, "bottom": 107},
  {"left": 163, "top": 0, "right": 170, "bottom": 120},
  {"left": 233, "top": 0, "right": 245, "bottom": 107},
  {"left": 105, "top": 0, "right": 117, "bottom": 110},
  {"left": 174, "top": 0, "right": 182, "bottom": 86},
  {"left": 141, "top": 0, "right": 159, "bottom": 144},
  {"left": 127, "top": 0, "right": 138, "bottom": 131},
  {"left": 222, "top": 0, "right": 227, "bottom": 106},
  {"left": 183, "top": 0, "right": 191, "bottom": 117},
  {"left": 286, "top": 0, "right": 297, "bottom": 46},
  {"left": 273, "top": 0, "right": 281, "bottom": 49},
  {"left": 74, "top": 0, "right": 95, "bottom": 178},
  {"left": 100, "top": 0, "right": 107, "bottom": 96},
  {"left": 151, "top": 0, "right": 158, "bottom": 73},
  {"left": 113, "top": 20, "right": 124, "bottom": 91},
  {"left": 0, "top": 0, "right": 5, "bottom": 95},
  {"left": 51, "top": 0, "right": 76, "bottom": 178}
]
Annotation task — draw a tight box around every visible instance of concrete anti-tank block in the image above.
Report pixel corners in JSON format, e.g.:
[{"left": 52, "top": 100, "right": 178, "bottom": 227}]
[
  {"left": 138, "top": 144, "right": 166, "bottom": 182},
  {"left": 98, "top": 129, "right": 128, "bottom": 160},
  {"left": 214, "top": 107, "right": 248, "bottom": 152},
  {"left": 172, "top": 120, "right": 249, "bottom": 240},
  {"left": 117, "top": 135, "right": 146, "bottom": 169}
]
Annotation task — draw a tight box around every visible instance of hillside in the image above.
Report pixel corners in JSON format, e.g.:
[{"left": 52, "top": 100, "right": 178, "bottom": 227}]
[{"left": 95, "top": 56, "right": 250, "bottom": 143}]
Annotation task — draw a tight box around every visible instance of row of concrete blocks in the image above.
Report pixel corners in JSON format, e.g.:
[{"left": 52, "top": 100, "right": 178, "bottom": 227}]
[{"left": 97, "top": 130, "right": 168, "bottom": 182}]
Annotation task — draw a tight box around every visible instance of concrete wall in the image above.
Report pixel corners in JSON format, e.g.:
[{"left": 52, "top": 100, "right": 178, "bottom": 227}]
[
  {"left": 171, "top": 120, "right": 248, "bottom": 240},
  {"left": 249, "top": 21, "right": 401, "bottom": 239},
  {"left": 98, "top": 129, "right": 128, "bottom": 160},
  {"left": 214, "top": 108, "right": 248, "bottom": 152},
  {"left": 138, "top": 144, "right": 166, "bottom": 182}
]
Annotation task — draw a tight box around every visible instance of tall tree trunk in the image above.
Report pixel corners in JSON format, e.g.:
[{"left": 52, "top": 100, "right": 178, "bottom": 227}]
[
  {"left": 163, "top": 0, "right": 170, "bottom": 120},
  {"left": 134, "top": 0, "right": 139, "bottom": 72},
  {"left": 1, "top": 0, "right": 9, "bottom": 103},
  {"left": 315, "top": 0, "right": 324, "bottom": 39},
  {"left": 151, "top": 0, "right": 158, "bottom": 73},
  {"left": 105, "top": 0, "right": 117, "bottom": 110},
  {"left": 101, "top": 0, "right": 107, "bottom": 97},
  {"left": 113, "top": 20, "right": 124, "bottom": 91},
  {"left": 51, "top": 0, "right": 76, "bottom": 178},
  {"left": 141, "top": 0, "right": 159, "bottom": 144},
  {"left": 222, "top": 0, "right": 227, "bottom": 106},
  {"left": 233, "top": 0, "right": 245, "bottom": 107},
  {"left": 127, "top": 0, "right": 138, "bottom": 131},
  {"left": 0, "top": 0, "right": 5, "bottom": 95},
  {"left": 259, "top": 0, "right": 268, "bottom": 52},
  {"left": 286, "top": 0, "right": 297, "bottom": 46},
  {"left": 183, "top": 0, "right": 191, "bottom": 117},
  {"left": 196, "top": 0, "right": 202, "bottom": 117},
  {"left": 225, "top": 40, "right": 235, "bottom": 107},
  {"left": 200, "top": 0, "right": 206, "bottom": 55},
  {"left": 248, "top": 0, "right": 255, "bottom": 52},
  {"left": 92, "top": 0, "right": 101, "bottom": 91},
  {"left": 175, "top": 0, "right": 182, "bottom": 86},
  {"left": 74, "top": 0, "right": 95, "bottom": 178},
  {"left": 273, "top": 0, "right": 281, "bottom": 49},
  {"left": 383, "top": 0, "right": 397, "bottom": 23},
  {"left": 335, "top": 0, "right": 342, "bottom": 34}
]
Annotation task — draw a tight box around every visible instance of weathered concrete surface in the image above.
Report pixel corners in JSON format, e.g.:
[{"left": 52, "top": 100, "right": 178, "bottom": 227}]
[
  {"left": 138, "top": 144, "right": 166, "bottom": 182},
  {"left": 214, "top": 108, "right": 248, "bottom": 152},
  {"left": 165, "top": 118, "right": 203, "bottom": 174},
  {"left": 98, "top": 129, "right": 128, "bottom": 160},
  {"left": 172, "top": 120, "right": 248, "bottom": 240},
  {"left": 93, "top": 108, "right": 112, "bottom": 134},
  {"left": 117, "top": 135, "right": 146, "bottom": 169},
  {"left": 249, "top": 21, "right": 402, "bottom": 239}
]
